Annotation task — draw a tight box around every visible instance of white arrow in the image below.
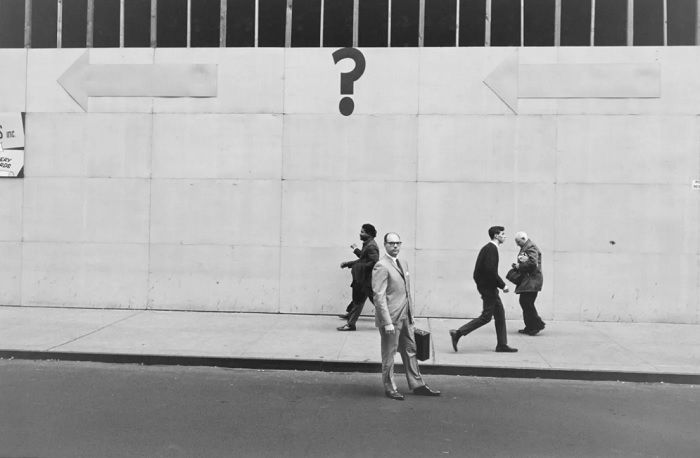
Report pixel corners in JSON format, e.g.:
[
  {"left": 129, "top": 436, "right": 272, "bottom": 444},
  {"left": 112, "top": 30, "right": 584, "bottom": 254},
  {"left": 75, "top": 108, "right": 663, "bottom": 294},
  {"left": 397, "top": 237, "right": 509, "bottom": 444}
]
[
  {"left": 58, "top": 51, "right": 218, "bottom": 111},
  {"left": 484, "top": 51, "right": 660, "bottom": 113}
]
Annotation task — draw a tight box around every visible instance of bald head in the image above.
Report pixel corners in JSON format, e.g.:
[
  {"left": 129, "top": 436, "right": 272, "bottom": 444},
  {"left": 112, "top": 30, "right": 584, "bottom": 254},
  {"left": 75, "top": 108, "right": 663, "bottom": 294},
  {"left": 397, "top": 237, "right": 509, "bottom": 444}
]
[{"left": 515, "top": 231, "right": 528, "bottom": 247}]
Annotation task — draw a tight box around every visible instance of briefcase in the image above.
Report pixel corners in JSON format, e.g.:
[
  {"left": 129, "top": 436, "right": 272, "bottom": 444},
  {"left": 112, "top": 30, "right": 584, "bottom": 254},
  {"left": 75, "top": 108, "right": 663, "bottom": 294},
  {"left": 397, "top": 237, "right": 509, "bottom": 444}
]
[{"left": 414, "top": 328, "right": 431, "bottom": 361}]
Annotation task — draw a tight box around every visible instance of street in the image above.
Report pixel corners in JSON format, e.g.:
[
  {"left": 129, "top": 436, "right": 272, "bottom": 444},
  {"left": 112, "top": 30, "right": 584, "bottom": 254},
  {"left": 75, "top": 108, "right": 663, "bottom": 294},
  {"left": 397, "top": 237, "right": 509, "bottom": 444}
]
[{"left": 0, "top": 360, "right": 698, "bottom": 457}]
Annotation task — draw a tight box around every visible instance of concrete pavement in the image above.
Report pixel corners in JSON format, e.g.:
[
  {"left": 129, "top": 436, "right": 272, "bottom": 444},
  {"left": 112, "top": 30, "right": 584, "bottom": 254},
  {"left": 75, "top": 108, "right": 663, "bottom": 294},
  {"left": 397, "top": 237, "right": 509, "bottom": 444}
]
[{"left": 0, "top": 306, "right": 698, "bottom": 384}]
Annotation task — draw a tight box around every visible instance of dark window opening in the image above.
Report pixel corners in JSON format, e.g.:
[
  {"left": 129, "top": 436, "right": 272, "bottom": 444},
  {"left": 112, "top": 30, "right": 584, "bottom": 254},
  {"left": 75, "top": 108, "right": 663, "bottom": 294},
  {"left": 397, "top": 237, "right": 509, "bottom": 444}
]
[
  {"left": 32, "top": 0, "right": 58, "bottom": 48},
  {"left": 227, "top": 0, "right": 255, "bottom": 46},
  {"left": 668, "top": 0, "right": 696, "bottom": 45},
  {"left": 359, "top": 0, "right": 388, "bottom": 47},
  {"left": 323, "top": 0, "right": 353, "bottom": 47},
  {"left": 491, "top": 0, "right": 520, "bottom": 46},
  {"left": 524, "top": 0, "right": 554, "bottom": 46},
  {"left": 459, "top": 0, "right": 485, "bottom": 46},
  {"left": 124, "top": 0, "right": 151, "bottom": 47},
  {"left": 391, "top": 0, "right": 419, "bottom": 46},
  {"left": 157, "top": 0, "right": 187, "bottom": 47},
  {"left": 191, "top": 0, "right": 221, "bottom": 47},
  {"left": 258, "top": 0, "right": 286, "bottom": 47},
  {"left": 62, "top": 0, "right": 88, "bottom": 48},
  {"left": 561, "top": 0, "right": 590, "bottom": 45},
  {"left": 0, "top": 0, "right": 25, "bottom": 48},
  {"left": 425, "top": 0, "right": 456, "bottom": 46},
  {"left": 594, "top": 0, "right": 627, "bottom": 45},
  {"left": 292, "top": 0, "right": 321, "bottom": 47},
  {"left": 94, "top": 0, "right": 120, "bottom": 47},
  {"left": 634, "top": 0, "right": 663, "bottom": 45}
]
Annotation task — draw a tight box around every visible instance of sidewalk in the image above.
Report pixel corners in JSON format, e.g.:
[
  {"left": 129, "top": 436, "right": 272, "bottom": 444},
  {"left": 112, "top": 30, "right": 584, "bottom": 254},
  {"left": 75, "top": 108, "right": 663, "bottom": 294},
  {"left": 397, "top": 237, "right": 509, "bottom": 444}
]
[{"left": 0, "top": 306, "right": 698, "bottom": 384}]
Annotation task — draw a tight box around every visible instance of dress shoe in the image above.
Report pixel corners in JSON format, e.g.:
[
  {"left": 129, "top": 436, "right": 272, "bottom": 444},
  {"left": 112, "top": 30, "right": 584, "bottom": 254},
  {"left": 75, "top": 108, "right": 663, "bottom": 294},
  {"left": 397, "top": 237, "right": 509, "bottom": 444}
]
[
  {"left": 518, "top": 328, "right": 532, "bottom": 334},
  {"left": 495, "top": 345, "right": 518, "bottom": 352},
  {"left": 413, "top": 385, "right": 441, "bottom": 396},
  {"left": 449, "top": 329, "right": 459, "bottom": 352},
  {"left": 338, "top": 314, "right": 349, "bottom": 320},
  {"left": 385, "top": 390, "right": 405, "bottom": 401},
  {"left": 336, "top": 324, "right": 356, "bottom": 331},
  {"left": 525, "top": 328, "right": 540, "bottom": 336}
]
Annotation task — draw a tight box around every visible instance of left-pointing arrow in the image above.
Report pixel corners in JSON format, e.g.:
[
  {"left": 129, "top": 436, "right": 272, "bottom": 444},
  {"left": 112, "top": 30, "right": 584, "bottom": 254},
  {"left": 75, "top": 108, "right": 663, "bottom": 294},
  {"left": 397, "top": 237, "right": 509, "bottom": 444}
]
[{"left": 58, "top": 51, "right": 218, "bottom": 111}]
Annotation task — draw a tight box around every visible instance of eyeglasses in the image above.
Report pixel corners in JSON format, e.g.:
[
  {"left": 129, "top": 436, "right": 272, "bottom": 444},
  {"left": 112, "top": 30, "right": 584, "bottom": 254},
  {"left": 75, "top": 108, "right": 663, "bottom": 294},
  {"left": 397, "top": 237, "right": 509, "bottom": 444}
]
[{"left": 385, "top": 241, "right": 402, "bottom": 246}]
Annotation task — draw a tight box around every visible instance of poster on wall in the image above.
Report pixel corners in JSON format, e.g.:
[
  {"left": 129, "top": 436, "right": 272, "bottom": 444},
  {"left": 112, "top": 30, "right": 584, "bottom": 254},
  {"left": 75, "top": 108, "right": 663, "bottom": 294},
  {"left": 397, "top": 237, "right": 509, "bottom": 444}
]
[{"left": 0, "top": 113, "right": 25, "bottom": 178}]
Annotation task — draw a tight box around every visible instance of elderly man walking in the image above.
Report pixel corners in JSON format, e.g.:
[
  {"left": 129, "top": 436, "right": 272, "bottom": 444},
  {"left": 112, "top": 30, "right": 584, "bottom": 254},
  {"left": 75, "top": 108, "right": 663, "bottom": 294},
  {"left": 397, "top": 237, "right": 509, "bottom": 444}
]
[{"left": 513, "top": 231, "right": 546, "bottom": 335}]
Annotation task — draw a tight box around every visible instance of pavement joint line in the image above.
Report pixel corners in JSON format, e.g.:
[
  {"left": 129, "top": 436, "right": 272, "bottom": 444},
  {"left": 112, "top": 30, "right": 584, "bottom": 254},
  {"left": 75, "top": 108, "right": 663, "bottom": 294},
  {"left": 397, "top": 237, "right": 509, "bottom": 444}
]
[
  {"left": 0, "top": 350, "right": 698, "bottom": 386},
  {"left": 45, "top": 309, "right": 148, "bottom": 352}
]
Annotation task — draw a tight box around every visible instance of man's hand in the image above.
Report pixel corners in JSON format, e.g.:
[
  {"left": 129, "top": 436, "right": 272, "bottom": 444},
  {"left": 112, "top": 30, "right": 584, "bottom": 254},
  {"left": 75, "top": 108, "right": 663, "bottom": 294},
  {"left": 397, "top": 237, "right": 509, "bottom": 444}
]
[
  {"left": 384, "top": 324, "right": 395, "bottom": 334},
  {"left": 503, "top": 286, "right": 509, "bottom": 293},
  {"left": 350, "top": 243, "right": 359, "bottom": 250},
  {"left": 340, "top": 262, "right": 348, "bottom": 269}
]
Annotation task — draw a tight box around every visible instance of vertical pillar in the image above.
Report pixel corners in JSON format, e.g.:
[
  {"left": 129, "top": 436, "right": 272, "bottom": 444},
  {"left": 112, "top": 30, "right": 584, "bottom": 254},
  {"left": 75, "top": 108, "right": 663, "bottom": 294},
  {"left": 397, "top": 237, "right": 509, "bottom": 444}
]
[
  {"left": 485, "top": 0, "right": 491, "bottom": 46},
  {"left": 285, "top": 0, "right": 292, "bottom": 47},
  {"left": 220, "top": 0, "right": 227, "bottom": 47},
  {"left": 353, "top": 0, "right": 358, "bottom": 46},
  {"left": 24, "top": 0, "right": 32, "bottom": 48},
  {"left": 418, "top": 0, "right": 425, "bottom": 46},
  {"left": 87, "top": 0, "right": 94, "bottom": 47},
  {"left": 57, "top": 0, "right": 63, "bottom": 48},
  {"left": 151, "top": 0, "right": 157, "bottom": 47},
  {"left": 554, "top": 0, "right": 561, "bottom": 46},
  {"left": 590, "top": 0, "right": 595, "bottom": 45},
  {"left": 627, "top": 0, "right": 634, "bottom": 45}
]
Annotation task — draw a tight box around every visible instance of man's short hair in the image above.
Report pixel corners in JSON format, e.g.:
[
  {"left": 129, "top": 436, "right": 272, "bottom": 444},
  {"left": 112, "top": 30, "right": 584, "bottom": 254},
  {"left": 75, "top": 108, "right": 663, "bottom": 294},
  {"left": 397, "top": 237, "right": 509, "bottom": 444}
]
[
  {"left": 384, "top": 232, "right": 400, "bottom": 243},
  {"left": 488, "top": 226, "right": 505, "bottom": 240},
  {"left": 362, "top": 223, "right": 377, "bottom": 238}
]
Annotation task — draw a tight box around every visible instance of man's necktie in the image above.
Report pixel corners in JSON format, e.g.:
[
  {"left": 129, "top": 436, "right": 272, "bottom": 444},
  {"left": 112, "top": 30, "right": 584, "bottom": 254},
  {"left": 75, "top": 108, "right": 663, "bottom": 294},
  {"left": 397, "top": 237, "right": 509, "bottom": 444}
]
[{"left": 396, "top": 259, "right": 404, "bottom": 276}]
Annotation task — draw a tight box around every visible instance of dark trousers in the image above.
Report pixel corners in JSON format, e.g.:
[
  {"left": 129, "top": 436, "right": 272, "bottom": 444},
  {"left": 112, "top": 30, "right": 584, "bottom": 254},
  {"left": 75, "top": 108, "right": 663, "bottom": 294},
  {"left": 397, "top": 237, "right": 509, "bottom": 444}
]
[
  {"left": 519, "top": 292, "right": 545, "bottom": 330},
  {"left": 456, "top": 287, "right": 508, "bottom": 346},
  {"left": 346, "top": 289, "right": 373, "bottom": 326}
]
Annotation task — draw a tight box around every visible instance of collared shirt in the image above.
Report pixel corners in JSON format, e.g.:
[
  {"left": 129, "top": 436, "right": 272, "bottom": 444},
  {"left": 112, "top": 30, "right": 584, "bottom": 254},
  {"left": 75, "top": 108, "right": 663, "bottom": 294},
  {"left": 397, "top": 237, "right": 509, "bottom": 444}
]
[{"left": 490, "top": 240, "right": 499, "bottom": 249}]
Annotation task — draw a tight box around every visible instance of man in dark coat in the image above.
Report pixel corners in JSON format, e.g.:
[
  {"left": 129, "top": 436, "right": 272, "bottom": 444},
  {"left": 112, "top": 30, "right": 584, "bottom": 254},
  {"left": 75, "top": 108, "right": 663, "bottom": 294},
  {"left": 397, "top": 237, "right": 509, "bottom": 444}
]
[
  {"left": 337, "top": 223, "right": 380, "bottom": 331},
  {"left": 449, "top": 226, "right": 517, "bottom": 352},
  {"left": 513, "top": 231, "right": 546, "bottom": 335}
]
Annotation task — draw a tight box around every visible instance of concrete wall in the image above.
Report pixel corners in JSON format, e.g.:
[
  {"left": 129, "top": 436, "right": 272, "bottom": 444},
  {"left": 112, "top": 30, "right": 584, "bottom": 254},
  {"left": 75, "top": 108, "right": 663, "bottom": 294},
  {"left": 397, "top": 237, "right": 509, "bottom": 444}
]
[{"left": 0, "top": 46, "right": 698, "bottom": 323}]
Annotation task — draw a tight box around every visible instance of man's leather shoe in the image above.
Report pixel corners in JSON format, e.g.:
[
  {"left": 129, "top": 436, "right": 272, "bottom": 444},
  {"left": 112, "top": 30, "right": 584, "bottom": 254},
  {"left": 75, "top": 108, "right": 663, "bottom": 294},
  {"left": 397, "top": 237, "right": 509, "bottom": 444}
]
[
  {"left": 385, "top": 390, "right": 405, "bottom": 401},
  {"left": 337, "top": 324, "right": 356, "bottom": 331},
  {"left": 525, "top": 328, "right": 540, "bottom": 336},
  {"left": 495, "top": 345, "right": 518, "bottom": 352},
  {"left": 413, "top": 385, "right": 441, "bottom": 396},
  {"left": 518, "top": 328, "right": 532, "bottom": 334},
  {"left": 338, "top": 314, "right": 349, "bottom": 320},
  {"left": 449, "top": 329, "right": 459, "bottom": 352}
]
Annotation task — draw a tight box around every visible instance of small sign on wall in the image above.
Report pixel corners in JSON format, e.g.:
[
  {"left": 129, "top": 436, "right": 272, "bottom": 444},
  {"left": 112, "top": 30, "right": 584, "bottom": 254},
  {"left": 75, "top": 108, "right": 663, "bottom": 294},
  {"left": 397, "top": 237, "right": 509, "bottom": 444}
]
[
  {"left": 693, "top": 180, "right": 700, "bottom": 190},
  {"left": 0, "top": 113, "right": 24, "bottom": 178}
]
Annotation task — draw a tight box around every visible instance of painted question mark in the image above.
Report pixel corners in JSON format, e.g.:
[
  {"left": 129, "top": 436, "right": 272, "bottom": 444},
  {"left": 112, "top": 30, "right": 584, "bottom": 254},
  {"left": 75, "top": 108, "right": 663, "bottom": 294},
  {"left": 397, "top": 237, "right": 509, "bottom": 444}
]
[{"left": 332, "top": 48, "right": 366, "bottom": 116}]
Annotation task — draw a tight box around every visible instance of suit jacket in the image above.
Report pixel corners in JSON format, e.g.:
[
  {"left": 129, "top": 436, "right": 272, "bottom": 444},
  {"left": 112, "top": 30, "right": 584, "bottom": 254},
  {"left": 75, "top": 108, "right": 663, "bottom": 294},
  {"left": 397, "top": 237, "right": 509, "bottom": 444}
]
[
  {"left": 514, "top": 239, "right": 543, "bottom": 293},
  {"left": 473, "top": 242, "right": 506, "bottom": 290},
  {"left": 371, "top": 254, "right": 414, "bottom": 328},
  {"left": 345, "top": 239, "right": 380, "bottom": 294}
]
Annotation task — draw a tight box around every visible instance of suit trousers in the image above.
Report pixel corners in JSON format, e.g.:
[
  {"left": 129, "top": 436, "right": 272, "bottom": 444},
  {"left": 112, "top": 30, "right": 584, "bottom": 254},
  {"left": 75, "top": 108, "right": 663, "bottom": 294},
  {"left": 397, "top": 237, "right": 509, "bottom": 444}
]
[
  {"left": 456, "top": 287, "right": 508, "bottom": 346},
  {"left": 346, "top": 290, "right": 373, "bottom": 326},
  {"left": 518, "top": 292, "right": 545, "bottom": 330},
  {"left": 379, "top": 316, "right": 425, "bottom": 392}
]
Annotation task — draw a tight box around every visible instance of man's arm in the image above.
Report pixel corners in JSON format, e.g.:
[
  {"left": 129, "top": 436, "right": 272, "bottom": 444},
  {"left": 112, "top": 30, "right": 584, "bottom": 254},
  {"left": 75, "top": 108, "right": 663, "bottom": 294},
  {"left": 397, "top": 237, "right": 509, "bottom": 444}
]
[
  {"left": 517, "top": 245, "right": 539, "bottom": 273},
  {"left": 371, "top": 263, "right": 393, "bottom": 328}
]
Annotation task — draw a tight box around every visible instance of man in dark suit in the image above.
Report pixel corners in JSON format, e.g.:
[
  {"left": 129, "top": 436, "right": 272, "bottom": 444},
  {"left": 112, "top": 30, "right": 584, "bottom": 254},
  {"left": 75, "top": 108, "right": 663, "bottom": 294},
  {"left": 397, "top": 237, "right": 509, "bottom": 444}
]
[
  {"left": 337, "top": 223, "right": 380, "bottom": 331},
  {"left": 449, "top": 226, "right": 518, "bottom": 353}
]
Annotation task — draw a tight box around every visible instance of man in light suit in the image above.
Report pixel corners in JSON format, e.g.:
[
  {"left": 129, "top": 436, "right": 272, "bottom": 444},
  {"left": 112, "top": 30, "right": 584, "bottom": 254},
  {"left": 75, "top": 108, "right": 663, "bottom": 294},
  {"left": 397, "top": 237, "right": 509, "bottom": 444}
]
[{"left": 372, "top": 232, "right": 440, "bottom": 401}]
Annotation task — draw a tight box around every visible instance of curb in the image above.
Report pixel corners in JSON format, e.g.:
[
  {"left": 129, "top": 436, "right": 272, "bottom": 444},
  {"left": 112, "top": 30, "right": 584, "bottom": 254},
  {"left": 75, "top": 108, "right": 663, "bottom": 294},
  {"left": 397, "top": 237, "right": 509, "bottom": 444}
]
[{"left": 1, "top": 350, "right": 698, "bottom": 385}]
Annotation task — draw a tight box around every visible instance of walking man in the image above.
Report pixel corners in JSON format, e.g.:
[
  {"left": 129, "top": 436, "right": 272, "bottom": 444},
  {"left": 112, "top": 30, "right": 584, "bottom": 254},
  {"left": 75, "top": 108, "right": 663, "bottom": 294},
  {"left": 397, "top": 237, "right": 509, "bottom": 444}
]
[
  {"left": 513, "top": 231, "right": 546, "bottom": 335},
  {"left": 373, "top": 232, "right": 440, "bottom": 400},
  {"left": 449, "top": 226, "right": 518, "bottom": 353},
  {"left": 337, "top": 223, "right": 380, "bottom": 331}
]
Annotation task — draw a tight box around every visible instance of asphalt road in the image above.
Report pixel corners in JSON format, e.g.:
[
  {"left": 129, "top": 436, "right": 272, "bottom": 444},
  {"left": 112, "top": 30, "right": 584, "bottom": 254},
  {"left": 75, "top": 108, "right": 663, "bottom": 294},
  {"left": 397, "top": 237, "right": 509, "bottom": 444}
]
[{"left": 0, "top": 360, "right": 698, "bottom": 458}]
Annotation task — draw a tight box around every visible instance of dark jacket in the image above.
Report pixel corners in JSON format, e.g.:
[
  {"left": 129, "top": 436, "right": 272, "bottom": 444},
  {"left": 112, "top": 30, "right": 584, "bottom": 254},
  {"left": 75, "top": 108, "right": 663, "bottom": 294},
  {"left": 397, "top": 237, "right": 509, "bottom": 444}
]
[
  {"left": 473, "top": 242, "right": 505, "bottom": 290},
  {"left": 346, "top": 239, "right": 380, "bottom": 295},
  {"left": 514, "top": 239, "right": 543, "bottom": 294}
]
